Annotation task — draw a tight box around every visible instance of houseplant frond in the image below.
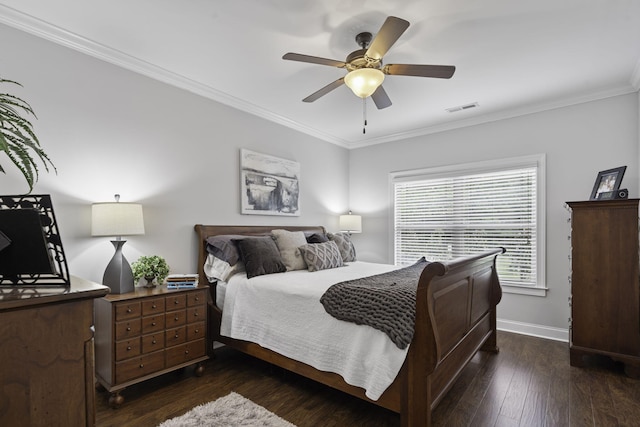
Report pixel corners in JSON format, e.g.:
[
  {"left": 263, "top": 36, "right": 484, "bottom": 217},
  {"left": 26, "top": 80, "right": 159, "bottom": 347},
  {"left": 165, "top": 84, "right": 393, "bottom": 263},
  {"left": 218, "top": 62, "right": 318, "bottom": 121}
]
[{"left": 0, "top": 78, "right": 55, "bottom": 192}]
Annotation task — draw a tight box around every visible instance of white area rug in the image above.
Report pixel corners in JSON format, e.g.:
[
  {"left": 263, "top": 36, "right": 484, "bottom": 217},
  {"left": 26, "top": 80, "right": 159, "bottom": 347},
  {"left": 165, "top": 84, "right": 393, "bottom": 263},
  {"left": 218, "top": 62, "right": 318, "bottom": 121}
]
[{"left": 158, "top": 392, "right": 296, "bottom": 427}]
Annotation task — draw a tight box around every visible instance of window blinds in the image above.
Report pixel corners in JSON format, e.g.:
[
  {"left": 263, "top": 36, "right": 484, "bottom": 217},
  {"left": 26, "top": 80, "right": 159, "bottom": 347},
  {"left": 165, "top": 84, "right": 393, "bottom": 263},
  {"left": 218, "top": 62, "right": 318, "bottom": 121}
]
[{"left": 394, "top": 167, "right": 537, "bottom": 287}]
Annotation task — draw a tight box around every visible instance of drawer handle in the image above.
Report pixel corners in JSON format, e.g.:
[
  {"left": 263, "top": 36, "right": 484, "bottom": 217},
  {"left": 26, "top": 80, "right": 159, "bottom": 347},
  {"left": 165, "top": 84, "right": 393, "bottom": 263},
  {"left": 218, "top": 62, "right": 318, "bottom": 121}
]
[
  {"left": 126, "top": 327, "right": 131, "bottom": 332},
  {"left": 174, "top": 300, "right": 179, "bottom": 305},
  {"left": 152, "top": 304, "right": 157, "bottom": 309},
  {"left": 174, "top": 334, "right": 179, "bottom": 338},
  {"left": 127, "top": 346, "right": 131, "bottom": 351},
  {"left": 194, "top": 312, "right": 199, "bottom": 317},
  {"left": 194, "top": 329, "right": 199, "bottom": 334},
  {"left": 152, "top": 322, "right": 156, "bottom": 326},
  {"left": 139, "top": 364, "right": 144, "bottom": 368},
  {"left": 152, "top": 340, "right": 157, "bottom": 344},
  {"left": 174, "top": 316, "right": 179, "bottom": 321},
  {"left": 127, "top": 308, "right": 132, "bottom": 313},
  {"left": 185, "top": 350, "right": 189, "bottom": 355},
  {"left": 195, "top": 296, "right": 200, "bottom": 302}
]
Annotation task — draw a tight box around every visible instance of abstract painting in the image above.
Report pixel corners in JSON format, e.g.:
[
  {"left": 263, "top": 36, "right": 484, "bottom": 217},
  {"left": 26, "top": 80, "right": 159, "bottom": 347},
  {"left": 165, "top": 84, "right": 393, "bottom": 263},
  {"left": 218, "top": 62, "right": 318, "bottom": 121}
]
[{"left": 240, "top": 149, "right": 300, "bottom": 216}]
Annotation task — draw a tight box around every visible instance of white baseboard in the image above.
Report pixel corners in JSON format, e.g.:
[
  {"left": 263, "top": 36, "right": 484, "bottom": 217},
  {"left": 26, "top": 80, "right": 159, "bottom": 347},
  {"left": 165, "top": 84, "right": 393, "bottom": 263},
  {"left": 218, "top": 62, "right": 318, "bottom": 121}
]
[{"left": 497, "top": 318, "right": 568, "bottom": 342}]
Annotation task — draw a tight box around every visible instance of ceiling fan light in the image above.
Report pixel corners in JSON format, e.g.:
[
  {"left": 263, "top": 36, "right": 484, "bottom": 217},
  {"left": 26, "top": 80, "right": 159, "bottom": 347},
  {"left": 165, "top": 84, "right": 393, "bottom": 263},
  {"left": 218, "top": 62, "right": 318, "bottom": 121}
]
[{"left": 344, "top": 68, "right": 385, "bottom": 98}]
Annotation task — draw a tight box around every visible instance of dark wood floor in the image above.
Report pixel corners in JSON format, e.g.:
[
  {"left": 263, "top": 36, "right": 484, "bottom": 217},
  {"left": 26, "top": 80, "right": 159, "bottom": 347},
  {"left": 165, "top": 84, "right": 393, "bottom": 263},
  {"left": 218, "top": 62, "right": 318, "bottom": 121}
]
[{"left": 96, "top": 331, "right": 640, "bottom": 427}]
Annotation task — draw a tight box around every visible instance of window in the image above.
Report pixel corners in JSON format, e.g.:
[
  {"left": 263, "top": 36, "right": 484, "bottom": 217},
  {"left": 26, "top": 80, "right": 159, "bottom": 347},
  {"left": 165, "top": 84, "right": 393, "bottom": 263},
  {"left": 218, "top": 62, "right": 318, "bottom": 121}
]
[{"left": 392, "top": 155, "right": 545, "bottom": 296}]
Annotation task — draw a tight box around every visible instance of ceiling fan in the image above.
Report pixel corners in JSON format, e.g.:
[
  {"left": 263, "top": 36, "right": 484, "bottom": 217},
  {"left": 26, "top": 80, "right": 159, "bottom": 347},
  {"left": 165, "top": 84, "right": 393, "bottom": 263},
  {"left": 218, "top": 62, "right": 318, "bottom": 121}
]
[{"left": 282, "top": 16, "right": 456, "bottom": 110}]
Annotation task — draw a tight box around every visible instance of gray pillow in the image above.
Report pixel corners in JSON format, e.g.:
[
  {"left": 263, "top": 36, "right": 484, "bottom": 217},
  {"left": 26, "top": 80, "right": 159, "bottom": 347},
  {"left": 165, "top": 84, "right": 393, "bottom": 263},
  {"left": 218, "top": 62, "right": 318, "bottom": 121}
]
[
  {"left": 298, "top": 241, "right": 344, "bottom": 272},
  {"left": 306, "top": 232, "right": 329, "bottom": 244},
  {"left": 327, "top": 232, "right": 357, "bottom": 262},
  {"left": 271, "top": 229, "right": 308, "bottom": 271},
  {"left": 206, "top": 234, "right": 247, "bottom": 266},
  {"left": 234, "top": 236, "right": 286, "bottom": 278}
]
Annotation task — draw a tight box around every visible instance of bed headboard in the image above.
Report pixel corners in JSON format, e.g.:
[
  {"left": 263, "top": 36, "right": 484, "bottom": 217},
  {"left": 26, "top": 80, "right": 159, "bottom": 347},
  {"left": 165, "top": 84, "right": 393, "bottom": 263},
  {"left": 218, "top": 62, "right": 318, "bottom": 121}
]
[{"left": 193, "top": 224, "right": 327, "bottom": 286}]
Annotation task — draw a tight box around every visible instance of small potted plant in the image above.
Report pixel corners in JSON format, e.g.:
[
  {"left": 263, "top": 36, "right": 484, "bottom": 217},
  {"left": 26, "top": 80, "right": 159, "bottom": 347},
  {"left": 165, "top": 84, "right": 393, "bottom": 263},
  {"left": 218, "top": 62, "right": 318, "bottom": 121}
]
[{"left": 132, "top": 255, "right": 170, "bottom": 288}]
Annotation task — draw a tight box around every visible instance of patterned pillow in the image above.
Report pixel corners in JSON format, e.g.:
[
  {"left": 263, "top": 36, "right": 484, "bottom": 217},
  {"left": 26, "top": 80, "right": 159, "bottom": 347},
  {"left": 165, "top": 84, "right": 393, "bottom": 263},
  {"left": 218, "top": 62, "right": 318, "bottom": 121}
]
[
  {"left": 327, "top": 232, "right": 357, "bottom": 262},
  {"left": 271, "top": 229, "right": 307, "bottom": 271},
  {"left": 298, "top": 241, "right": 344, "bottom": 272}
]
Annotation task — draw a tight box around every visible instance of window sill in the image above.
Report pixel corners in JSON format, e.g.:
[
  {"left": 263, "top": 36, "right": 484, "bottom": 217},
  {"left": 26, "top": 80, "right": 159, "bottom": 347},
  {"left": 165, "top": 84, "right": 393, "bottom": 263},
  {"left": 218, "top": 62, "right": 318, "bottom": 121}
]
[{"left": 501, "top": 283, "right": 547, "bottom": 297}]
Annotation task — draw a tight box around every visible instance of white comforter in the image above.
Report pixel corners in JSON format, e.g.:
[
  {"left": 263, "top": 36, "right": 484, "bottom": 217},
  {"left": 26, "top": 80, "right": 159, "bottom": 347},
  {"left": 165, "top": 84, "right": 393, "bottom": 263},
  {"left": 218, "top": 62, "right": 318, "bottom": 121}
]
[{"left": 219, "top": 261, "right": 409, "bottom": 400}]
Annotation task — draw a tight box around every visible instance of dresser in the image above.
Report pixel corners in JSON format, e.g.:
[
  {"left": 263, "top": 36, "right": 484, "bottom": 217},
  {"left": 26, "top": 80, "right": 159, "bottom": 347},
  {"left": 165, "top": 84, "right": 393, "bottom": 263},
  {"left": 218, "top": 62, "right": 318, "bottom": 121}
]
[
  {"left": 567, "top": 199, "right": 640, "bottom": 377},
  {"left": 94, "top": 285, "right": 209, "bottom": 407},
  {"left": 0, "top": 277, "right": 109, "bottom": 427}
]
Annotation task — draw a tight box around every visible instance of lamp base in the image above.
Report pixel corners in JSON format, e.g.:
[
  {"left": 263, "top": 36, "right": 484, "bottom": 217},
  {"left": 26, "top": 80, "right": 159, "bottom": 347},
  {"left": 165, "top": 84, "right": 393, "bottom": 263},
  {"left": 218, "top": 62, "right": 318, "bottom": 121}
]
[{"left": 103, "top": 240, "right": 135, "bottom": 294}]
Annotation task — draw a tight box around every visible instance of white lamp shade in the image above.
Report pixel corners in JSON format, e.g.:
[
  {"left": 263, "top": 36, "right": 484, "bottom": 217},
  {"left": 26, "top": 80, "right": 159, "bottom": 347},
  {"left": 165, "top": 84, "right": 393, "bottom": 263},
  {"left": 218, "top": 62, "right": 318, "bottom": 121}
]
[
  {"left": 344, "top": 68, "right": 385, "bottom": 98},
  {"left": 91, "top": 202, "right": 145, "bottom": 237},
  {"left": 339, "top": 214, "right": 362, "bottom": 234}
]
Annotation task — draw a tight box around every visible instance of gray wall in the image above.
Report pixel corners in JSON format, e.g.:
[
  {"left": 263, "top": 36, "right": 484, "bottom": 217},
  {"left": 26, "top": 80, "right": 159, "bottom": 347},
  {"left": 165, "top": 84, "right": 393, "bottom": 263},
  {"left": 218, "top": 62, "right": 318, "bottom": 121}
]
[
  {"left": 349, "top": 93, "right": 639, "bottom": 339},
  {"left": 3, "top": 22, "right": 639, "bottom": 340},
  {"left": 1, "top": 23, "right": 350, "bottom": 284}
]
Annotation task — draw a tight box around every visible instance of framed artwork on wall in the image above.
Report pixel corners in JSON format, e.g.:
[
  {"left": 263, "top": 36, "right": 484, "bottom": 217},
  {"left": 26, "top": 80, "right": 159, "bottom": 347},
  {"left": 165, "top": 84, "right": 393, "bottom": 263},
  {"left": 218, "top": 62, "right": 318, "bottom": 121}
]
[
  {"left": 240, "top": 149, "right": 300, "bottom": 216},
  {"left": 589, "top": 166, "right": 626, "bottom": 200}
]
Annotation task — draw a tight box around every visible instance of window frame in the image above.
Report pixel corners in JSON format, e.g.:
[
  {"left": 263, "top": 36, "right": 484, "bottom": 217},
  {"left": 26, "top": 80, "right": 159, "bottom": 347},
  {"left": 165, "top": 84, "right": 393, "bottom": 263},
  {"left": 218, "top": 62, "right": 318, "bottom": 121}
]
[{"left": 389, "top": 154, "right": 547, "bottom": 297}]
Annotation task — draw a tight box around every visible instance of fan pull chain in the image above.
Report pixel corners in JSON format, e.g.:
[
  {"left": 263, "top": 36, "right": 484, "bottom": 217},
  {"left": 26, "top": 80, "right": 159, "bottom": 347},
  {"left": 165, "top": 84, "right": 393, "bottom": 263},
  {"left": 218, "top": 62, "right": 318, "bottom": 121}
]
[{"left": 362, "top": 97, "right": 367, "bottom": 134}]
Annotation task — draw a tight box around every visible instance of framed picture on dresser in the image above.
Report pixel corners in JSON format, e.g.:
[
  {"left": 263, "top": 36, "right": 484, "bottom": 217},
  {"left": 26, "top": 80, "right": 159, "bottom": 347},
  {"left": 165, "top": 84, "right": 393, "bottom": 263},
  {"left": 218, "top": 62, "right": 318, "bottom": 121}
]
[
  {"left": 0, "top": 194, "right": 70, "bottom": 287},
  {"left": 589, "top": 166, "right": 626, "bottom": 200}
]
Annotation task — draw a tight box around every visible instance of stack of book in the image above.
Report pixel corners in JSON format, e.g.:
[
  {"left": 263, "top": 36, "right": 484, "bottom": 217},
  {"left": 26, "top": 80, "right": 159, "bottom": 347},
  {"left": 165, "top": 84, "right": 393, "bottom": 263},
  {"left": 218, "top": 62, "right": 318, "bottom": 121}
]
[{"left": 166, "top": 274, "right": 199, "bottom": 289}]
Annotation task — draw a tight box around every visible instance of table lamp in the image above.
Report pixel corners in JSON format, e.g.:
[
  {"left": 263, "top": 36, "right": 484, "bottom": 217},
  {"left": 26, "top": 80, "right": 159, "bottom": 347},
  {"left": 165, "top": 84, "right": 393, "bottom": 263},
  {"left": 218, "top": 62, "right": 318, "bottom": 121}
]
[
  {"left": 339, "top": 211, "right": 362, "bottom": 235},
  {"left": 91, "top": 194, "right": 144, "bottom": 294}
]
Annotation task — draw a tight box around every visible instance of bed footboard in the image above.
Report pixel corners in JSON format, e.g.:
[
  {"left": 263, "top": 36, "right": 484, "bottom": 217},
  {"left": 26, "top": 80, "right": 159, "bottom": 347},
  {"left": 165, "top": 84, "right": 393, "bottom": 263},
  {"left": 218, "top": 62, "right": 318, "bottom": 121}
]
[{"left": 401, "top": 247, "right": 505, "bottom": 426}]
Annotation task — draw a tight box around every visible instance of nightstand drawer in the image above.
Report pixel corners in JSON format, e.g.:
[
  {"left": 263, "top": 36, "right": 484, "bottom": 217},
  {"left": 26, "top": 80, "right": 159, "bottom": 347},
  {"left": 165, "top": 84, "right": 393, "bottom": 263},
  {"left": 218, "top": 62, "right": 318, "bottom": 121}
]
[
  {"left": 187, "top": 306, "right": 205, "bottom": 323},
  {"left": 115, "top": 302, "right": 141, "bottom": 320},
  {"left": 187, "top": 321, "right": 205, "bottom": 341},
  {"left": 166, "top": 294, "right": 186, "bottom": 311},
  {"left": 115, "top": 319, "right": 141, "bottom": 340},
  {"left": 187, "top": 290, "right": 206, "bottom": 306},
  {"left": 166, "top": 339, "right": 206, "bottom": 366},
  {"left": 142, "top": 297, "right": 165, "bottom": 315},
  {"left": 141, "top": 333, "right": 165, "bottom": 353},
  {"left": 115, "top": 338, "right": 141, "bottom": 361},
  {"left": 166, "top": 326, "right": 186, "bottom": 346},
  {"left": 115, "top": 351, "right": 165, "bottom": 384},
  {"left": 166, "top": 310, "right": 186, "bottom": 327},
  {"left": 142, "top": 315, "right": 165, "bottom": 334}
]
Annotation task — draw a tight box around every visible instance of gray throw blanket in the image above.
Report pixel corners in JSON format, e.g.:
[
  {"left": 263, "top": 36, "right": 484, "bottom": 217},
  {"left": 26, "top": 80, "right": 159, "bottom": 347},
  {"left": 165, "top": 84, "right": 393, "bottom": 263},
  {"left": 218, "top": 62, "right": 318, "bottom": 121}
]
[{"left": 320, "top": 258, "right": 429, "bottom": 349}]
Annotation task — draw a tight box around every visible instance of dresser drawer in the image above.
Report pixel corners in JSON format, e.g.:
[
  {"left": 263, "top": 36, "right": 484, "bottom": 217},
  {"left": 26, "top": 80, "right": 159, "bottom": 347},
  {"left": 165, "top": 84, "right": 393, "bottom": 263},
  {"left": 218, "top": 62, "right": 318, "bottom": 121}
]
[
  {"left": 166, "top": 294, "right": 186, "bottom": 311},
  {"left": 187, "top": 321, "right": 205, "bottom": 341},
  {"left": 115, "top": 302, "right": 141, "bottom": 320},
  {"left": 115, "top": 319, "right": 142, "bottom": 340},
  {"left": 166, "top": 339, "right": 206, "bottom": 366},
  {"left": 142, "top": 314, "right": 165, "bottom": 334},
  {"left": 166, "top": 310, "right": 186, "bottom": 328},
  {"left": 142, "top": 297, "right": 165, "bottom": 315},
  {"left": 187, "top": 306, "right": 205, "bottom": 323},
  {"left": 115, "top": 338, "right": 141, "bottom": 361},
  {"left": 166, "top": 326, "right": 186, "bottom": 346},
  {"left": 115, "top": 351, "right": 165, "bottom": 384},
  {"left": 187, "top": 290, "right": 206, "bottom": 307},
  {"left": 141, "top": 333, "right": 165, "bottom": 354}
]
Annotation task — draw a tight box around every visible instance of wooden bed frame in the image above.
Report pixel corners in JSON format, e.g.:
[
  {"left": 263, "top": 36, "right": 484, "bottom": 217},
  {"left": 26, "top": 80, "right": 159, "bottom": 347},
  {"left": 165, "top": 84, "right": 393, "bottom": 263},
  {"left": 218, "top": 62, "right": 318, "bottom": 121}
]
[{"left": 195, "top": 224, "right": 504, "bottom": 426}]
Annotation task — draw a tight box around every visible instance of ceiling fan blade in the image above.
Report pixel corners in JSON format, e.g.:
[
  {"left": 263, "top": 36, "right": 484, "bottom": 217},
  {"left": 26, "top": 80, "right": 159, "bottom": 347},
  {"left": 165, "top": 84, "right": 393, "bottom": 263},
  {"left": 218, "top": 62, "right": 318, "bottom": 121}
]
[
  {"left": 384, "top": 64, "right": 456, "bottom": 79},
  {"left": 366, "top": 16, "right": 410, "bottom": 60},
  {"left": 302, "top": 78, "right": 345, "bottom": 102},
  {"left": 283, "top": 53, "right": 346, "bottom": 68},
  {"left": 371, "top": 86, "right": 392, "bottom": 109}
]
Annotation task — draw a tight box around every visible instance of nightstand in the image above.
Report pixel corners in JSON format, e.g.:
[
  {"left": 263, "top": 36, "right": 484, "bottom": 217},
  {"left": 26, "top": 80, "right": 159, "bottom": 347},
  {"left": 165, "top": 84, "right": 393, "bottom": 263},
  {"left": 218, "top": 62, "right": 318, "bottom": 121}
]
[{"left": 94, "top": 285, "right": 209, "bottom": 407}]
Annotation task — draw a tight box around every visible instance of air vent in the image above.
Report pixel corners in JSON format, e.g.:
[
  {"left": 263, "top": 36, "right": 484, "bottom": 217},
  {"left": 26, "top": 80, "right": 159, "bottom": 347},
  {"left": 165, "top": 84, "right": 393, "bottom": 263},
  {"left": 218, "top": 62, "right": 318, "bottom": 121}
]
[{"left": 446, "top": 102, "right": 479, "bottom": 113}]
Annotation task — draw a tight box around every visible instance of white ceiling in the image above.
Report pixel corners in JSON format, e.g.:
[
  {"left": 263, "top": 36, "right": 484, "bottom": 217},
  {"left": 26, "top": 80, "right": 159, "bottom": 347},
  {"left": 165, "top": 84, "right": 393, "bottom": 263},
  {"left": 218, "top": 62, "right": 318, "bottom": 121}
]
[{"left": 2, "top": 0, "right": 639, "bottom": 149}]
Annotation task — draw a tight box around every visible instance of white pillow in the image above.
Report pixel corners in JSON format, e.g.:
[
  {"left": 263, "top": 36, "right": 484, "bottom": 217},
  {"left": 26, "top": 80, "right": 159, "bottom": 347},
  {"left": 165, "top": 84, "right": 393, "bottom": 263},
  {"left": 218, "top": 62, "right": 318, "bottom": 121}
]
[
  {"left": 204, "top": 255, "right": 244, "bottom": 282},
  {"left": 271, "top": 229, "right": 308, "bottom": 271}
]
